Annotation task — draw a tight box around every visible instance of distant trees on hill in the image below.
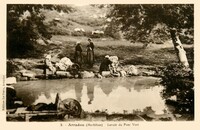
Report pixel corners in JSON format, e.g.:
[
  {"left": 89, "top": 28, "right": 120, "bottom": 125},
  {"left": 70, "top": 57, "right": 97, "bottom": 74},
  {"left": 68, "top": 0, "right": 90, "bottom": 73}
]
[{"left": 7, "top": 4, "right": 72, "bottom": 58}]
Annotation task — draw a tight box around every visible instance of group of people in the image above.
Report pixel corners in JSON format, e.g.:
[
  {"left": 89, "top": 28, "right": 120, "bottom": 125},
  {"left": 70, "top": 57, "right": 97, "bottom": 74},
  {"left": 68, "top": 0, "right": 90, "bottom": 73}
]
[
  {"left": 43, "top": 38, "right": 95, "bottom": 78},
  {"left": 74, "top": 38, "right": 95, "bottom": 67},
  {"left": 43, "top": 38, "right": 123, "bottom": 78}
]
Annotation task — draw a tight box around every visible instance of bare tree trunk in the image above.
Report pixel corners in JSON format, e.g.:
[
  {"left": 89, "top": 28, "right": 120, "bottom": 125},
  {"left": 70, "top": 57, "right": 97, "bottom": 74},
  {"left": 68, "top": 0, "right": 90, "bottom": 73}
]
[{"left": 170, "top": 29, "right": 189, "bottom": 68}]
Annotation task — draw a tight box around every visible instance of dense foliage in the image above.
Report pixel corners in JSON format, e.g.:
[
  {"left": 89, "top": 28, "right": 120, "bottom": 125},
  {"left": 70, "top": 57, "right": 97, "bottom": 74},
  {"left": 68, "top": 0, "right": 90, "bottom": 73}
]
[
  {"left": 7, "top": 4, "right": 72, "bottom": 58},
  {"left": 108, "top": 4, "right": 194, "bottom": 43},
  {"left": 107, "top": 4, "right": 194, "bottom": 115},
  {"left": 161, "top": 63, "right": 194, "bottom": 114}
]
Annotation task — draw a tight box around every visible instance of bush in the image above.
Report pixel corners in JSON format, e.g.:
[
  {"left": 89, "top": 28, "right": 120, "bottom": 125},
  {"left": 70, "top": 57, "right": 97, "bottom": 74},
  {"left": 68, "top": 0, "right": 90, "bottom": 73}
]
[
  {"left": 179, "top": 35, "right": 194, "bottom": 44},
  {"left": 104, "top": 23, "right": 122, "bottom": 40},
  {"left": 71, "top": 31, "right": 85, "bottom": 36},
  {"left": 179, "top": 28, "right": 194, "bottom": 44},
  {"left": 160, "top": 63, "right": 194, "bottom": 114},
  {"left": 7, "top": 60, "right": 19, "bottom": 77}
]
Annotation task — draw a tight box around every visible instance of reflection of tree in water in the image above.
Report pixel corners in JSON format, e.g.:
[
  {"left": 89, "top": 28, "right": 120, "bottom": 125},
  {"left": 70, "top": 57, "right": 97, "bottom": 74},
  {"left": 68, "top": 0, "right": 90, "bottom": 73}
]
[
  {"left": 14, "top": 86, "right": 43, "bottom": 106},
  {"left": 99, "top": 78, "right": 118, "bottom": 96},
  {"left": 133, "top": 77, "right": 157, "bottom": 92},
  {"left": 74, "top": 82, "right": 83, "bottom": 103},
  {"left": 14, "top": 80, "right": 75, "bottom": 106},
  {"left": 98, "top": 77, "right": 156, "bottom": 94},
  {"left": 119, "top": 77, "right": 157, "bottom": 92},
  {"left": 86, "top": 82, "right": 94, "bottom": 104},
  {"left": 121, "top": 78, "right": 137, "bottom": 92}
]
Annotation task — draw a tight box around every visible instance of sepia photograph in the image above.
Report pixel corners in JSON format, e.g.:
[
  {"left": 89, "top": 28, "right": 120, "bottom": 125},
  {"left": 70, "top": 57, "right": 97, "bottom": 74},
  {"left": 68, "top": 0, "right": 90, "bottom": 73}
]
[
  {"left": 1, "top": 1, "right": 198, "bottom": 129},
  {"left": 5, "top": 3, "right": 194, "bottom": 122}
]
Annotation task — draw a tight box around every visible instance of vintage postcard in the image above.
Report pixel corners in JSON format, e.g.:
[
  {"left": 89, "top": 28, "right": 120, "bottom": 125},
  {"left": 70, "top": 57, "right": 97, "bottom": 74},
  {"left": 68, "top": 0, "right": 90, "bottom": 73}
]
[{"left": 0, "top": 0, "right": 199, "bottom": 130}]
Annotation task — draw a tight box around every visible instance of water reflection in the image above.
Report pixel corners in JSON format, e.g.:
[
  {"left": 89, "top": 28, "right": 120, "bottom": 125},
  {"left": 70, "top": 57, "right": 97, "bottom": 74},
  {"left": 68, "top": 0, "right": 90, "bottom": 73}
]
[
  {"left": 99, "top": 78, "right": 117, "bottom": 96},
  {"left": 14, "top": 77, "right": 166, "bottom": 114},
  {"left": 86, "top": 82, "right": 94, "bottom": 104},
  {"left": 74, "top": 82, "right": 83, "bottom": 102}
]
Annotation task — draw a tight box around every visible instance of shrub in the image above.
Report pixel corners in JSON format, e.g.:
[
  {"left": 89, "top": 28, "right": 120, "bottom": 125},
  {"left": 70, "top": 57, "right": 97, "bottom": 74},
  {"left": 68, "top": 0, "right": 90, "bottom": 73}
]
[
  {"left": 179, "top": 35, "right": 194, "bottom": 45},
  {"left": 179, "top": 28, "right": 194, "bottom": 45},
  {"left": 160, "top": 63, "right": 194, "bottom": 114},
  {"left": 7, "top": 60, "right": 19, "bottom": 77},
  {"left": 71, "top": 31, "right": 85, "bottom": 36},
  {"left": 104, "top": 23, "right": 122, "bottom": 40}
]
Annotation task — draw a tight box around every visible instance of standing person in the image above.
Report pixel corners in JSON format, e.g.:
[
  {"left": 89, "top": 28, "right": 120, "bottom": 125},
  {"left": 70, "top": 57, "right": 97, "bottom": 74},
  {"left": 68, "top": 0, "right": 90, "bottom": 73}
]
[
  {"left": 87, "top": 38, "right": 94, "bottom": 67},
  {"left": 74, "top": 41, "right": 83, "bottom": 66}
]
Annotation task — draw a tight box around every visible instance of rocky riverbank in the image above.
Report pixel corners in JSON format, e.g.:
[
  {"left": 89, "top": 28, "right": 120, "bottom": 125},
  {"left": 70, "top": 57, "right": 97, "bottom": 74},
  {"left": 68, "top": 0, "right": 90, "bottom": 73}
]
[{"left": 7, "top": 58, "right": 164, "bottom": 81}]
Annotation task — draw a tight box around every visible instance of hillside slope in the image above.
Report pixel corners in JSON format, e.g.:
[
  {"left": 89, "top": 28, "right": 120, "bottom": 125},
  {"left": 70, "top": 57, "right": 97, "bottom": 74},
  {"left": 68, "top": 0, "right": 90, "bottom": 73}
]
[{"left": 42, "top": 5, "right": 108, "bottom": 35}]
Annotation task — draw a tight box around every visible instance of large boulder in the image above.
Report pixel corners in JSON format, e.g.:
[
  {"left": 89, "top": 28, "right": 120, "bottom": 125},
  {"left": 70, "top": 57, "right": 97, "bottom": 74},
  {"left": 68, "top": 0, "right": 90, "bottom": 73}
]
[
  {"left": 140, "top": 70, "right": 155, "bottom": 76},
  {"left": 20, "top": 70, "right": 36, "bottom": 78},
  {"left": 125, "top": 65, "right": 138, "bottom": 76},
  {"left": 31, "top": 68, "right": 44, "bottom": 76},
  {"left": 55, "top": 57, "right": 73, "bottom": 71},
  {"left": 101, "top": 71, "right": 112, "bottom": 77},
  {"left": 56, "top": 71, "right": 73, "bottom": 78},
  {"left": 18, "top": 77, "right": 28, "bottom": 81},
  {"left": 12, "top": 59, "right": 38, "bottom": 70},
  {"left": 80, "top": 71, "right": 95, "bottom": 78},
  {"left": 95, "top": 73, "right": 103, "bottom": 79}
]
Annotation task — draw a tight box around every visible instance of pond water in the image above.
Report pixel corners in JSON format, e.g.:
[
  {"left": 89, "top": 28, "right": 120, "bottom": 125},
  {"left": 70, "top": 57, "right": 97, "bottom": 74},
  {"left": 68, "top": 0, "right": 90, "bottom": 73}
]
[{"left": 14, "top": 76, "right": 168, "bottom": 115}]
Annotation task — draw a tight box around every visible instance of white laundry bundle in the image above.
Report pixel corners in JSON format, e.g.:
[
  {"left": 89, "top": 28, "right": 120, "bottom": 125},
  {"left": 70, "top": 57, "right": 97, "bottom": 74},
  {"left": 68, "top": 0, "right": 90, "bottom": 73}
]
[{"left": 55, "top": 57, "right": 74, "bottom": 71}]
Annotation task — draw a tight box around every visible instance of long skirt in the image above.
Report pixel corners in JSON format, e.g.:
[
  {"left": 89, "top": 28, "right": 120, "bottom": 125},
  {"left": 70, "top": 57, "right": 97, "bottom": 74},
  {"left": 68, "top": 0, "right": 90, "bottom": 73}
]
[
  {"left": 87, "top": 50, "right": 94, "bottom": 67},
  {"left": 74, "top": 51, "right": 82, "bottom": 66}
]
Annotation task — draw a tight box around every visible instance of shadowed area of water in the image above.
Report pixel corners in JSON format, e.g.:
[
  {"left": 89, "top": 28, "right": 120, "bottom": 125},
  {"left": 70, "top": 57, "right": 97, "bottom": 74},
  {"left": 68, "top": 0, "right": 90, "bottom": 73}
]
[{"left": 14, "top": 76, "right": 167, "bottom": 114}]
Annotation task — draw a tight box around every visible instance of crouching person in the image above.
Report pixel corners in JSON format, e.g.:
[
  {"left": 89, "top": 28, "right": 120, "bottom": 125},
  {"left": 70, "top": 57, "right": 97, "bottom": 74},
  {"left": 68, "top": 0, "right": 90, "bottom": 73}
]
[
  {"left": 108, "top": 56, "right": 119, "bottom": 74},
  {"left": 44, "top": 54, "right": 56, "bottom": 78},
  {"left": 99, "top": 55, "right": 121, "bottom": 77},
  {"left": 99, "top": 55, "right": 112, "bottom": 76}
]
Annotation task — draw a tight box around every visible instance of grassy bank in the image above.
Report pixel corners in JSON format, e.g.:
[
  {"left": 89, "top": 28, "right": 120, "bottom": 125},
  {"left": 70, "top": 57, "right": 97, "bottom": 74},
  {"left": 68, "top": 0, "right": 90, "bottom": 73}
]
[
  {"left": 7, "top": 35, "right": 194, "bottom": 78},
  {"left": 51, "top": 35, "right": 194, "bottom": 68}
]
